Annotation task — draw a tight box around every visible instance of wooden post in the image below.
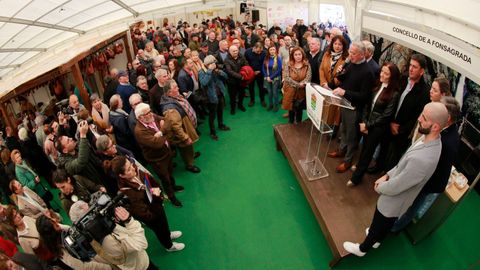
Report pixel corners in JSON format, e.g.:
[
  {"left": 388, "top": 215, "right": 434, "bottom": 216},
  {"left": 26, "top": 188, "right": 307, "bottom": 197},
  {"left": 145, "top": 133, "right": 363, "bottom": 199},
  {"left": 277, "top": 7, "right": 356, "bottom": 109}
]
[
  {"left": 71, "top": 63, "right": 92, "bottom": 112},
  {"left": 0, "top": 103, "right": 15, "bottom": 130},
  {"left": 123, "top": 33, "right": 134, "bottom": 63}
]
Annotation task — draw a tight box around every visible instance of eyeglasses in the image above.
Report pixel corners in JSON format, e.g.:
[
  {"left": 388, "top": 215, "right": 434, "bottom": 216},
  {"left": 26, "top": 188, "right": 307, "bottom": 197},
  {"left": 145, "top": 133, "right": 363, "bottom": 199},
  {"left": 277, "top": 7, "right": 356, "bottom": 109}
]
[{"left": 142, "top": 110, "right": 152, "bottom": 117}]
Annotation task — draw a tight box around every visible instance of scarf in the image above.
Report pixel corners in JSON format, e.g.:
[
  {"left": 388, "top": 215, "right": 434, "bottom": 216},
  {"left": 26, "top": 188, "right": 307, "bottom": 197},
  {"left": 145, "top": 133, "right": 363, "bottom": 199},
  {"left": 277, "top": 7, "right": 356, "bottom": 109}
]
[
  {"left": 171, "top": 95, "right": 198, "bottom": 128},
  {"left": 91, "top": 102, "right": 110, "bottom": 129},
  {"left": 265, "top": 55, "right": 278, "bottom": 78},
  {"left": 330, "top": 51, "right": 343, "bottom": 72}
]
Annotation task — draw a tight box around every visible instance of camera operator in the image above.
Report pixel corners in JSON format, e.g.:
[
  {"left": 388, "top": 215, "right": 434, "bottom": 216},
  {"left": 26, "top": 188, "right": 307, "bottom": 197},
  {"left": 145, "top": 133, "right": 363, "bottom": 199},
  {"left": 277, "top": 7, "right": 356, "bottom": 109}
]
[
  {"left": 110, "top": 156, "right": 185, "bottom": 252},
  {"left": 35, "top": 214, "right": 113, "bottom": 270},
  {"left": 52, "top": 168, "right": 106, "bottom": 214},
  {"left": 69, "top": 201, "right": 158, "bottom": 270}
]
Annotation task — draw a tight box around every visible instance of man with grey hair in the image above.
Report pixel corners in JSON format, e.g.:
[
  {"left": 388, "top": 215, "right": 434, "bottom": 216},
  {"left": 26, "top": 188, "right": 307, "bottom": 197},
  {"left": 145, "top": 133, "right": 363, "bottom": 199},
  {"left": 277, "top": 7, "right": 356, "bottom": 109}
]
[
  {"left": 307, "top": 37, "right": 323, "bottom": 84},
  {"left": 328, "top": 41, "right": 375, "bottom": 173},
  {"left": 362, "top": 40, "right": 380, "bottom": 78},
  {"left": 128, "top": 93, "right": 143, "bottom": 134},
  {"left": 224, "top": 45, "right": 249, "bottom": 114},
  {"left": 34, "top": 115, "right": 46, "bottom": 148},
  {"left": 343, "top": 102, "right": 449, "bottom": 257},
  {"left": 214, "top": 40, "right": 229, "bottom": 70},
  {"left": 104, "top": 68, "right": 119, "bottom": 104},
  {"left": 134, "top": 102, "right": 183, "bottom": 207},
  {"left": 149, "top": 68, "right": 169, "bottom": 114},
  {"left": 69, "top": 200, "right": 158, "bottom": 270}
]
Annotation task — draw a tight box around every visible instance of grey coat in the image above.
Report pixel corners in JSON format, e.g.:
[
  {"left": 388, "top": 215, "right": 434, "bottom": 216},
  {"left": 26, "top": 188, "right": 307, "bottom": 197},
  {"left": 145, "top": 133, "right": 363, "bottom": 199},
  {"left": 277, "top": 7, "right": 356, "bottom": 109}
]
[{"left": 376, "top": 136, "right": 442, "bottom": 217}]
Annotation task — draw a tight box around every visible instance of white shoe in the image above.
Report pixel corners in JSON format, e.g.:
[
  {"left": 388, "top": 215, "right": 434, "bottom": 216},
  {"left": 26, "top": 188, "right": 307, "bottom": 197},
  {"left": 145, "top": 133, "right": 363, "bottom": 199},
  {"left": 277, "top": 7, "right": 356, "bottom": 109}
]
[
  {"left": 166, "top": 242, "right": 185, "bottom": 252},
  {"left": 170, "top": 231, "right": 182, "bottom": 240},
  {"left": 343, "top": 242, "right": 366, "bottom": 257},
  {"left": 365, "top": 228, "right": 381, "bottom": 248},
  {"left": 346, "top": 180, "right": 355, "bottom": 187},
  {"left": 351, "top": 165, "right": 357, "bottom": 172}
]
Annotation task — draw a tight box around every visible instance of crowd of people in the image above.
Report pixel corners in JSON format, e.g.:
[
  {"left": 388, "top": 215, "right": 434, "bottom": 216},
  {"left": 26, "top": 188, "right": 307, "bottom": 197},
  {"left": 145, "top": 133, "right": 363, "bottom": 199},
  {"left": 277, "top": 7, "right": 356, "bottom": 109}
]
[{"left": 0, "top": 13, "right": 462, "bottom": 268}]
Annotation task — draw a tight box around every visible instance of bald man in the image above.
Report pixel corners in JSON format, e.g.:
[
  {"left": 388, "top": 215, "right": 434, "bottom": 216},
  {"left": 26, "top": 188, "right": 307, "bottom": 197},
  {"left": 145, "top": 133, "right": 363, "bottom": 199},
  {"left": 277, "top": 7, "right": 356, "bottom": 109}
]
[
  {"left": 224, "top": 45, "right": 249, "bottom": 114},
  {"left": 343, "top": 102, "right": 449, "bottom": 257}
]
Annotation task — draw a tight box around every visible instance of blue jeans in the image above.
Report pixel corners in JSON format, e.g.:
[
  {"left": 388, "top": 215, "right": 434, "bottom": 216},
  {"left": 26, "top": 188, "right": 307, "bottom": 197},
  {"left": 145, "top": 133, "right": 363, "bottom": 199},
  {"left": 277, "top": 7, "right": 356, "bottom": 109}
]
[{"left": 265, "top": 78, "right": 280, "bottom": 107}]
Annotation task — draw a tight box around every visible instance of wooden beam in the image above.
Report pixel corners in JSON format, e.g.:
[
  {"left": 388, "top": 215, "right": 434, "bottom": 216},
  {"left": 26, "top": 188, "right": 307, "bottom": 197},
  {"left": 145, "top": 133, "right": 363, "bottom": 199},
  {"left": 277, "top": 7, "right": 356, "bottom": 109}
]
[
  {"left": 123, "top": 35, "right": 133, "bottom": 63},
  {"left": 71, "top": 63, "right": 91, "bottom": 112},
  {"left": 0, "top": 103, "right": 14, "bottom": 130},
  {"left": 60, "top": 31, "right": 128, "bottom": 73}
]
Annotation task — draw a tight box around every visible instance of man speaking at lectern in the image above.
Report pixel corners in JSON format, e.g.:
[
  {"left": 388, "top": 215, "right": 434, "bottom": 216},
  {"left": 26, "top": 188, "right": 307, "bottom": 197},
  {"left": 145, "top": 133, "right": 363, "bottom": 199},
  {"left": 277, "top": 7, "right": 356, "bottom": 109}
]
[{"left": 327, "top": 41, "right": 375, "bottom": 173}]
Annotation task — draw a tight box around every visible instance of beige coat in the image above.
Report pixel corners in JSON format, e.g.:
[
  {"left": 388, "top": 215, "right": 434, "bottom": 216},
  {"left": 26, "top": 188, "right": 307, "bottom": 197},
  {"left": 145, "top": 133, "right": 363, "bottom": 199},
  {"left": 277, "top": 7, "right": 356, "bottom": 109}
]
[
  {"left": 14, "top": 187, "right": 47, "bottom": 219},
  {"left": 98, "top": 218, "right": 149, "bottom": 270},
  {"left": 163, "top": 109, "right": 199, "bottom": 147}
]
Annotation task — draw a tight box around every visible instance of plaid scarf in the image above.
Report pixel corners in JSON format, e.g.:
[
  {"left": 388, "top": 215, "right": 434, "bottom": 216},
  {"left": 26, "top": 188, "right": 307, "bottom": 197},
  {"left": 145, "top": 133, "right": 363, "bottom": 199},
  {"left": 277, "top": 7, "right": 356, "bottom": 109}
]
[{"left": 171, "top": 95, "right": 197, "bottom": 128}]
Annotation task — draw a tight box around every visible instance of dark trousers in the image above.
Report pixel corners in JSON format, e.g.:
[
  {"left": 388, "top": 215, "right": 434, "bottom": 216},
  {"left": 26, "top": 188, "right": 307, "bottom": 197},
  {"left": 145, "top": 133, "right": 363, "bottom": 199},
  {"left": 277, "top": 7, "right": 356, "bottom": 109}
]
[
  {"left": 339, "top": 108, "right": 360, "bottom": 163},
  {"left": 147, "top": 260, "right": 159, "bottom": 270},
  {"left": 207, "top": 98, "right": 225, "bottom": 135},
  {"left": 351, "top": 126, "right": 388, "bottom": 184},
  {"left": 288, "top": 109, "right": 303, "bottom": 124},
  {"left": 151, "top": 157, "right": 177, "bottom": 201},
  {"left": 178, "top": 144, "right": 194, "bottom": 167},
  {"left": 142, "top": 207, "right": 173, "bottom": 249},
  {"left": 384, "top": 135, "right": 411, "bottom": 171},
  {"left": 248, "top": 73, "right": 265, "bottom": 102},
  {"left": 187, "top": 95, "right": 206, "bottom": 118},
  {"left": 360, "top": 207, "right": 397, "bottom": 252},
  {"left": 227, "top": 83, "right": 245, "bottom": 110}
]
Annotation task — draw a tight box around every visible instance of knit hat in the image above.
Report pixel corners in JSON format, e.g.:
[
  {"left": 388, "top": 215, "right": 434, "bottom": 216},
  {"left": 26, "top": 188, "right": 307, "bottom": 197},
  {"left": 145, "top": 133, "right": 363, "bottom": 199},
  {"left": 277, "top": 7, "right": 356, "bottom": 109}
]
[{"left": 203, "top": 55, "right": 217, "bottom": 66}]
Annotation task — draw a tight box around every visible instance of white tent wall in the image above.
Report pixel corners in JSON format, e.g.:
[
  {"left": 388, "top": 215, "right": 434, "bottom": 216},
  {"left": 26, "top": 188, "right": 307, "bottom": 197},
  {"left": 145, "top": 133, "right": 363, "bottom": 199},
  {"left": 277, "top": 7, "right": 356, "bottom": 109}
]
[{"left": 360, "top": 0, "right": 480, "bottom": 84}]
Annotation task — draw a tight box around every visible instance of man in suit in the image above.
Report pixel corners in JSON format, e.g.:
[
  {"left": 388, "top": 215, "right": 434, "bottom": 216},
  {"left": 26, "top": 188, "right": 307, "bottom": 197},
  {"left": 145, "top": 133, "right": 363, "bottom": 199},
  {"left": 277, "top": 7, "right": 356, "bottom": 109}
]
[
  {"left": 134, "top": 103, "right": 183, "bottom": 207},
  {"left": 343, "top": 102, "right": 449, "bottom": 257},
  {"left": 306, "top": 38, "right": 323, "bottom": 85},
  {"left": 382, "top": 54, "right": 431, "bottom": 171},
  {"left": 362, "top": 40, "right": 380, "bottom": 79}
]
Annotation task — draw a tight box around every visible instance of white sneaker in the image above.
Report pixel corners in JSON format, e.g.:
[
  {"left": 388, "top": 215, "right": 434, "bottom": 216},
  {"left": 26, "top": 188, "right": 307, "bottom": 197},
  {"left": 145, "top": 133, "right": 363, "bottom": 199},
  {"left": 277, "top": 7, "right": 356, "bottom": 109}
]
[
  {"left": 365, "top": 228, "right": 381, "bottom": 248},
  {"left": 346, "top": 180, "right": 355, "bottom": 187},
  {"left": 170, "top": 231, "right": 182, "bottom": 240},
  {"left": 166, "top": 242, "right": 185, "bottom": 252},
  {"left": 343, "top": 242, "right": 366, "bottom": 257}
]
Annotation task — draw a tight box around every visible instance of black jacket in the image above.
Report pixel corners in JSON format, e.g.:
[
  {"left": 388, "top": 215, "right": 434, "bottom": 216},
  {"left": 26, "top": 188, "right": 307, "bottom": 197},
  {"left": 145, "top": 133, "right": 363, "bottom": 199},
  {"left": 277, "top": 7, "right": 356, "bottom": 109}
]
[
  {"left": 362, "top": 91, "right": 399, "bottom": 130},
  {"left": 392, "top": 77, "right": 430, "bottom": 138},
  {"left": 177, "top": 68, "right": 194, "bottom": 94},
  {"left": 421, "top": 124, "right": 460, "bottom": 193},
  {"left": 224, "top": 54, "right": 249, "bottom": 85},
  {"left": 339, "top": 61, "right": 375, "bottom": 111}
]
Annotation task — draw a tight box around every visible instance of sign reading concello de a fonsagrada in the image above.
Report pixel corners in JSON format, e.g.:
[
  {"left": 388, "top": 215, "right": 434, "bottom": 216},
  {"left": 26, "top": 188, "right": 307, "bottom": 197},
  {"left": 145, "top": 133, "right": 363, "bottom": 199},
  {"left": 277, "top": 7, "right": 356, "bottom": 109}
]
[{"left": 362, "top": 14, "right": 480, "bottom": 84}]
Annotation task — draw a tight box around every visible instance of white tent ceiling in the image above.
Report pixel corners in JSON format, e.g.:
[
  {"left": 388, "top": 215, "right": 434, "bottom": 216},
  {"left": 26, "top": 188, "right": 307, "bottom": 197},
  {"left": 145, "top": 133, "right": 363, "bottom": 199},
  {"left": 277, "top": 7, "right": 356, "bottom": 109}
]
[{"left": 0, "top": 0, "right": 234, "bottom": 97}]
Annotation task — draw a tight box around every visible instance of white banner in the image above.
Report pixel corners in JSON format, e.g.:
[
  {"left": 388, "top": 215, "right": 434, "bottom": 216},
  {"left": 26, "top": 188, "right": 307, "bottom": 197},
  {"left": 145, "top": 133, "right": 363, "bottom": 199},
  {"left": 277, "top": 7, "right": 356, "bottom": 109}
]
[
  {"left": 362, "top": 15, "right": 480, "bottom": 84},
  {"left": 306, "top": 83, "right": 324, "bottom": 131}
]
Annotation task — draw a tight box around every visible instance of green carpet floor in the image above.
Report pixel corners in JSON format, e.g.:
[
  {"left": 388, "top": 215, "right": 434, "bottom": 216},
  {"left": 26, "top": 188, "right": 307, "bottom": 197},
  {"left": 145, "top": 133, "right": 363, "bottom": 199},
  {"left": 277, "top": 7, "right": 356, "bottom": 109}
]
[{"left": 141, "top": 104, "right": 480, "bottom": 270}]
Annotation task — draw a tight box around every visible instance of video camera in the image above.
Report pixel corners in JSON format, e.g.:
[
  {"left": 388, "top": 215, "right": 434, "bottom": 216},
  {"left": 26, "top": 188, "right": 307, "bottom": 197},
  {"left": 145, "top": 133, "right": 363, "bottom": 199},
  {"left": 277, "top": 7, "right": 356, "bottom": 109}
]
[{"left": 62, "top": 192, "right": 129, "bottom": 262}]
